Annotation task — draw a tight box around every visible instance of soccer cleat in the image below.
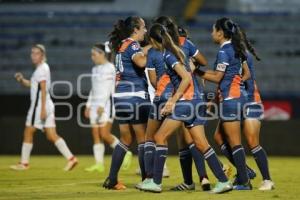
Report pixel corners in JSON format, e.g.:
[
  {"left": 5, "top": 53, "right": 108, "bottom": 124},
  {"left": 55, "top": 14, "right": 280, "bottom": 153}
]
[
  {"left": 170, "top": 182, "right": 195, "bottom": 191},
  {"left": 103, "top": 177, "right": 126, "bottom": 190},
  {"left": 140, "top": 179, "right": 162, "bottom": 193},
  {"left": 233, "top": 181, "right": 253, "bottom": 190},
  {"left": 64, "top": 157, "right": 78, "bottom": 171},
  {"left": 210, "top": 181, "right": 233, "bottom": 194},
  {"left": 259, "top": 180, "right": 274, "bottom": 191},
  {"left": 85, "top": 163, "right": 105, "bottom": 173},
  {"left": 10, "top": 163, "right": 29, "bottom": 171},
  {"left": 222, "top": 164, "right": 232, "bottom": 178},
  {"left": 201, "top": 177, "right": 211, "bottom": 191},
  {"left": 135, "top": 178, "right": 152, "bottom": 190},
  {"left": 121, "top": 151, "right": 132, "bottom": 171}
]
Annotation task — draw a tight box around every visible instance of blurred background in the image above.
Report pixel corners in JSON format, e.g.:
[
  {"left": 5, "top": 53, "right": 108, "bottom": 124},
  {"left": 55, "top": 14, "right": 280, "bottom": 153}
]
[{"left": 0, "top": 0, "right": 299, "bottom": 155}]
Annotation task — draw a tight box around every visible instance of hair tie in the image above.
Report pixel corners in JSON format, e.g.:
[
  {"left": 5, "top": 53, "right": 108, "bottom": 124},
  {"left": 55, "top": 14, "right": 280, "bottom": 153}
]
[{"left": 104, "top": 41, "right": 111, "bottom": 53}]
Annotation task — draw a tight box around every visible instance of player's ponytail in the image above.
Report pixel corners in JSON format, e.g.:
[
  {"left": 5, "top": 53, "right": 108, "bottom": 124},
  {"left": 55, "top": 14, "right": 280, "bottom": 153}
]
[
  {"left": 149, "top": 23, "right": 185, "bottom": 64},
  {"left": 154, "top": 16, "right": 180, "bottom": 46},
  {"left": 215, "top": 17, "right": 247, "bottom": 61},
  {"left": 240, "top": 30, "right": 261, "bottom": 61},
  {"left": 109, "top": 16, "right": 143, "bottom": 52}
]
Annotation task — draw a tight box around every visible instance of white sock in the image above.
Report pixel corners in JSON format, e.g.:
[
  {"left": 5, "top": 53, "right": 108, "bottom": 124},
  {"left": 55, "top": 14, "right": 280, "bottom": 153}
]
[
  {"left": 164, "top": 163, "right": 167, "bottom": 169},
  {"left": 93, "top": 143, "right": 105, "bottom": 164},
  {"left": 21, "top": 143, "right": 33, "bottom": 164},
  {"left": 54, "top": 138, "right": 73, "bottom": 160},
  {"left": 110, "top": 136, "right": 119, "bottom": 149}
]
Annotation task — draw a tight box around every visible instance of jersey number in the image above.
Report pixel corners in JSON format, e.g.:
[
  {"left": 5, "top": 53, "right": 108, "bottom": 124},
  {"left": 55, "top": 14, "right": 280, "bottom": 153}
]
[{"left": 115, "top": 53, "right": 124, "bottom": 73}]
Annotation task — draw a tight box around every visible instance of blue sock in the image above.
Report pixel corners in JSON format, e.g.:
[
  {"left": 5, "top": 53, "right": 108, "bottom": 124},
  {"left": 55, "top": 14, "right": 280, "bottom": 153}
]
[
  {"left": 220, "top": 143, "right": 235, "bottom": 165},
  {"left": 251, "top": 145, "right": 271, "bottom": 180},
  {"left": 108, "top": 142, "right": 129, "bottom": 181},
  {"left": 138, "top": 143, "right": 146, "bottom": 180},
  {"left": 153, "top": 145, "right": 168, "bottom": 185},
  {"left": 189, "top": 143, "right": 208, "bottom": 180},
  {"left": 144, "top": 141, "right": 156, "bottom": 178},
  {"left": 204, "top": 147, "right": 228, "bottom": 182},
  {"left": 179, "top": 148, "right": 193, "bottom": 185},
  {"left": 232, "top": 145, "right": 249, "bottom": 184},
  {"left": 221, "top": 143, "right": 255, "bottom": 177}
]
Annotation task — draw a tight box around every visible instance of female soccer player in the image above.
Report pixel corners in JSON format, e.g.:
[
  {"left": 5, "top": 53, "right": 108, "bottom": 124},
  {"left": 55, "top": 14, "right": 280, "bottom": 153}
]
[
  {"left": 102, "top": 16, "right": 150, "bottom": 190},
  {"left": 196, "top": 17, "right": 252, "bottom": 190},
  {"left": 11, "top": 44, "right": 77, "bottom": 171},
  {"left": 155, "top": 16, "right": 211, "bottom": 191},
  {"left": 213, "top": 30, "right": 274, "bottom": 190},
  {"left": 140, "top": 23, "right": 232, "bottom": 194},
  {"left": 84, "top": 42, "right": 132, "bottom": 173}
]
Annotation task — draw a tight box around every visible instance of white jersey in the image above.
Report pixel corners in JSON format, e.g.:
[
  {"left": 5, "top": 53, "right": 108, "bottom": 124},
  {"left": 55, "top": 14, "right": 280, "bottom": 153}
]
[
  {"left": 86, "top": 62, "right": 116, "bottom": 124},
  {"left": 86, "top": 62, "right": 116, "bottom": 108},
  {"left": 30, "top": 62, "right": 52, "bottom": 104},
  {"left": 26, "top": 62, "right": 55, "bottom": 129}
]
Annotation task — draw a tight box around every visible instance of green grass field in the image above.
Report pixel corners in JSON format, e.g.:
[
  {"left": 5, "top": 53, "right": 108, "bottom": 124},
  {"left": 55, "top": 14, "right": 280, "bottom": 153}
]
[{"left": 0, "top": 156, "right": 299, "bottom": 200}]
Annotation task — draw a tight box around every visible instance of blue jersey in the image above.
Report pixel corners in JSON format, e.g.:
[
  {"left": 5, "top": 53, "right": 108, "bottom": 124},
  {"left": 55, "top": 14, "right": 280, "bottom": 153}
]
[
  {"left": 114, "top": 38, "right": 148, "bottom": 98},
  {"left": 214, "top": 41, "right": 244, "bottom": 100},
  {"left": 244, "top": 53, "right": 262, "bottom": 103},
  {"left": 146, "top": 48, "right": 173, "bottom": 101},
  {"left": 179, "top": 37, "right": 204, "bottom": 99},
  {"left": 163, "top": 50, "right": 198, "bottom": 101}
]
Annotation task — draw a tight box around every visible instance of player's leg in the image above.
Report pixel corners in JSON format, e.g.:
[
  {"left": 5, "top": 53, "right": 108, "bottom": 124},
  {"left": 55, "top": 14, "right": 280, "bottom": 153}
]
[
  {"left": 188, "top": 125, "right": 232, "bottom": 194},
  {"left": 99, "top": 122, "right": 119, "bottom": 149},
  {"left": 85, "top": 125, "right": 105, "bottom": 172},
  {"left": 141, "top": 118, "right": 182, "bottom": 193},
  {"left": 103, "top": 123, "right": 132, "bottom": 190},
  {"left": 10, "top": 126, "right": 36, "bottom": 170},
  {"left": 44, "top": 127, "right": 77, "bottom": 171},
  {"left": 243, "top": 119, "right": 274, "bottom": 190}
]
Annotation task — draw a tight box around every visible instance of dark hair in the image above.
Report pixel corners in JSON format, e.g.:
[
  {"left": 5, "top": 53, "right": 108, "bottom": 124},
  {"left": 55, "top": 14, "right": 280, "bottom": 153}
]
[
  {"left": 215, "top": 17, "right": 247, "bottom": 61},
  {"left": 240, "top": 30, "right": 261, "bottom": 61},
  {"left": 109, "top": 16, "right": 142, "bottom": 52},
  {"left": 178, "top": 26, "right": 189, "bottom": 38},
  {"left": 149, "top": 23, "right": 185, "bottom": 64},
  {"left": 92, "top": 42, "right": 112, "bottom": 61},
  {"left": 154, "top": 16, "right": 180, "bottom": 46}
]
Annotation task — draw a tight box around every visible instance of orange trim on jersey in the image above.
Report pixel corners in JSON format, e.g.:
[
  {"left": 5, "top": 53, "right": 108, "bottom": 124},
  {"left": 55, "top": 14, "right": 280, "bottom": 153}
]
[
  {"left": 254, "top": 80, "right": 262, "bottom": 103},
  {"left": 179, "top": 37, "right": 186, "bottom": 46},
  {"left": 228, "top": 75, "right": 241, "bottom": 98},
  {"left": 118, "top": 39, "right": 134, "bottom": 53},
  {"left": 155, "top": 73, "right": 171, "bottom": 96},
  {"left": 181, "top": 73, "right": 194, "bottom": 100}
]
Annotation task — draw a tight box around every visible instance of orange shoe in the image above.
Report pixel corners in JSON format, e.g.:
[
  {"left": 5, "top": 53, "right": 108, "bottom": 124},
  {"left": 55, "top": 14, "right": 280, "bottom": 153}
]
[{"left": 114, "top": 182, "right": 126, "bottom": 190}]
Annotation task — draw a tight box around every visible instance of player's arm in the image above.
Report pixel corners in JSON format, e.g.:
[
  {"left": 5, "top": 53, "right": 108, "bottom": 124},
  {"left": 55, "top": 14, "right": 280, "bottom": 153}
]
[
  {"left": 241, "top": 61, "right": 251, "bottom": 81},
  {"left": 161, "top": 63, "right": 191, "bottom": 116},
  {"left": 39, "top": 81, "right": 47, "bottom": 121},
  {"left": 196, "top": 69, "right": 224, "bottom": 83},
  {"left": 132, "top": 53, "right": 147, "bottom": 68},
  {"left": 147, "top": 69, "right": 157, "bottom": 89},
  {"left": 15, "top": 72, "right": 31, "bottom": 87},
  {"left": 193, "top": 51, "right": 208, "bottom": 67},
  {"left": 84, "top": 90, "right": 92, "bottom": 119}
]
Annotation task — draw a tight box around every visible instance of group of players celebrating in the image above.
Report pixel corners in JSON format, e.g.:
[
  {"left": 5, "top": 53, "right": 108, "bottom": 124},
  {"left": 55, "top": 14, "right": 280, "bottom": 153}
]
[{"left": 11, "top": 15, "right": 274, "bottom": 194}]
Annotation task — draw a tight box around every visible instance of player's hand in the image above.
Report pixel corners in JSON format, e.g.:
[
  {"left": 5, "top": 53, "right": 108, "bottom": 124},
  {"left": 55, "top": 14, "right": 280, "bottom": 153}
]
[
  {"left": 97, "top": 106, "right": 104, "bottom": 117},
  {"left": 15, "top": 72, "right": 24, "bottom": 82},
  {"left": 40, "top": 108, "right": 47, "bottom": 121},
  {"left": 84, "top": 107, "right": 90, "bottom": 119},
  {"left": 161, "top": 99, "right": 175, "bottom": 116}
]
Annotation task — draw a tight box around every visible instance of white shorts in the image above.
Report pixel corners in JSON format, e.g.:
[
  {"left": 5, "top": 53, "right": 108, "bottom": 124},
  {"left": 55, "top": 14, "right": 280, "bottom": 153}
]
[
  {"left": 89, "top": 98, "right": 114, "bottom": 125},
  {"left": 25, "top": 101, "right": 56, "bottom": 130}
]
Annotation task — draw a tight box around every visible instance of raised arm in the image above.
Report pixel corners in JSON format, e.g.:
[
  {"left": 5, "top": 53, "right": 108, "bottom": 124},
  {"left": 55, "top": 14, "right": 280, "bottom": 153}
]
[{"left": 15, "top": 72, "right": 31, "bottom": 88}]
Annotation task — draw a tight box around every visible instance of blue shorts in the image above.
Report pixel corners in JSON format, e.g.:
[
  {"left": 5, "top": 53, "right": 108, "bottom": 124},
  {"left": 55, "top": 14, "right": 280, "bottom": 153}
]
[
  {"left": 114, "top": 96, "right": 151, "bottom": 124},
  {"left": 167, "top": 99, "right": 207, "bottom": 128},
  {"left": 149, "top": 98, "right": 167, "bottom": 121},
  {"left": 219, "top": 96, "right": 246, "bottom": 122},
  {"left": 244, "top": 103, "right": 264, "bottom": 120}
]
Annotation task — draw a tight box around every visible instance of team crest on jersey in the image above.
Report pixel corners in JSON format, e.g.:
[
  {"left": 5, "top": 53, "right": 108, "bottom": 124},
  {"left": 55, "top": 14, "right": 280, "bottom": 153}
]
[
  {"left": 131, "top": 43, "right": 140, "bottom": 51},
  {"left": 216, "top": 63, "right": 227, "bottom": 72}
]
